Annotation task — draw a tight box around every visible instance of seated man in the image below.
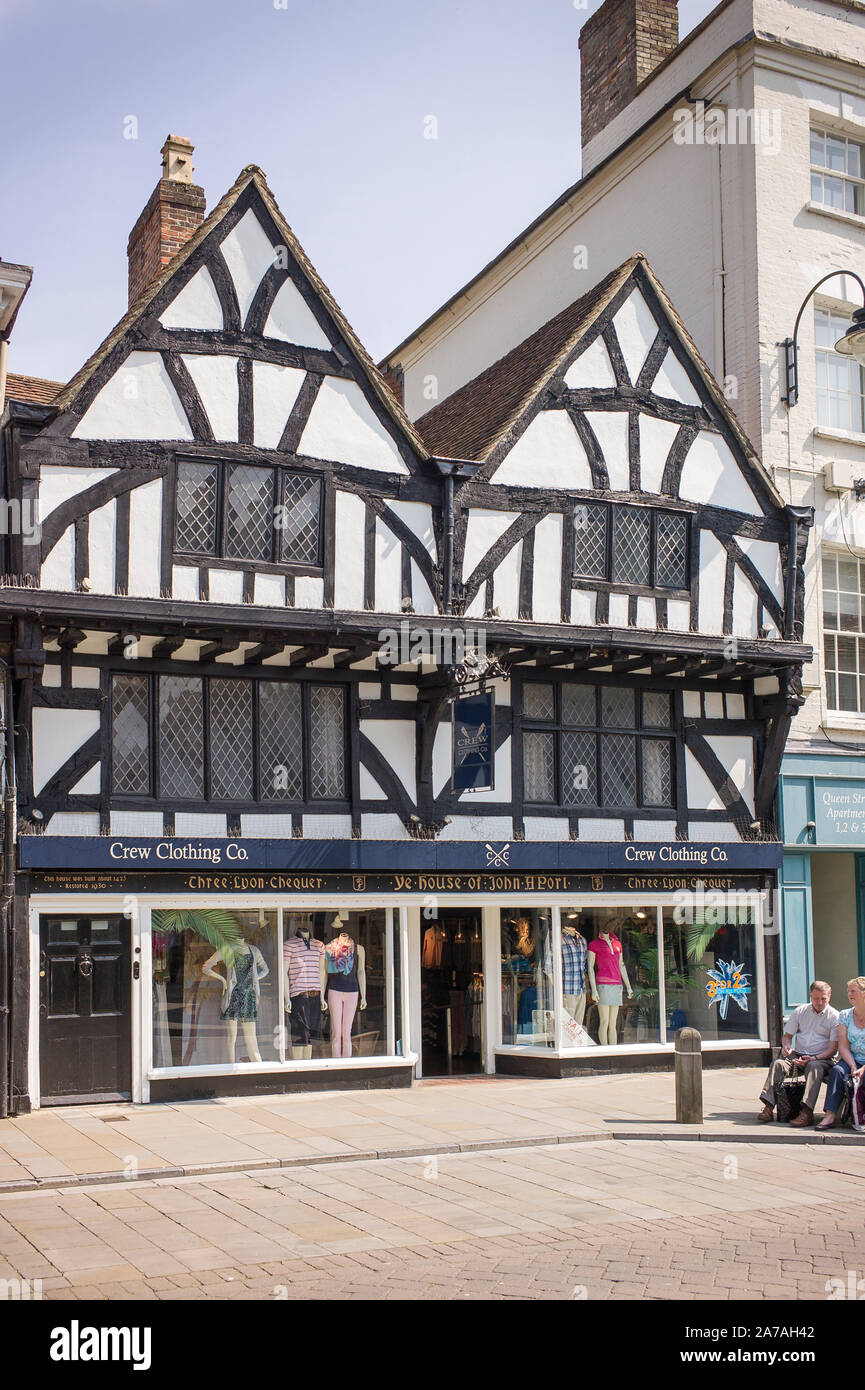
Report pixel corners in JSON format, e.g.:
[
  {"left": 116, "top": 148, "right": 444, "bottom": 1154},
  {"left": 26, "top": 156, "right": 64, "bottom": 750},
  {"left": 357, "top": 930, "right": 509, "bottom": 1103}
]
[{"left": 757, "top": 981, "right": 839, "bottom": 1127}]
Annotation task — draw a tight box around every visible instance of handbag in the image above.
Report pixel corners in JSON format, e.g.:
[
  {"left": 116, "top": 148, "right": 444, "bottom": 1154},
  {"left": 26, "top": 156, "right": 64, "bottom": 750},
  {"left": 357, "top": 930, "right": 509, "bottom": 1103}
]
[{"left": 776, "top": 1067, "right": 806, "bottom": 1123}]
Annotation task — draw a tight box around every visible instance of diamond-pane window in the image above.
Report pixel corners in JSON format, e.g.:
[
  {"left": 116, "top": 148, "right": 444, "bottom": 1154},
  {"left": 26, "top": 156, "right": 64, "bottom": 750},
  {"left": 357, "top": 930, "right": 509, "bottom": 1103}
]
[
  {"left": 561, "top": 730, "right": 597, "bottom": 806},
  {"left": 601, "top": 734, "right": 637, "bottom": 807},
  {"left": 158, "top": 676, "right": 204, "bottom": 799},
  {"left": 524, "top": 731, "right": 556, "bottom": 802},
  {"left": 642, "top": 691, "right": 672, "bottom": 729},
  {"left": 642, "top": 739, "right": 673, "bottom": 807},
  {"left": 225, "top": 464, "right": 274, "bottom": 562},
  {"left": 279, "top": 474, "right": 321, "bottom": 564},
  {"left": 209, "top": 680, "right": 253, "bottom": 800},
  {"left": 309, "top": 685, "right": 346, "bottom": 799},
  {"left": 655, "top": 512, "right": 688, "bottom": 589},
  {"left": 175, "top": 461, "right": 218, "bottom": 555},
  {"left": 601, "top": 687, "right": 635, "bottom": 729},
  {"left": 574, "top": 503, "right": 607, "bottom": 580},
  {"left": 612, "top": 508, "right": 651, "bottom": 585},
  {"left": 562, "top": 684, "right": 596, "bottom": 728},
  {"left": 258, "top": 682, "right": 303, "bottom": 801},
  {"left": 523, "top": 683, "right": 555, "bottom": 721},
  {"left": 112, "top": 675, "right": 150, "bottom": 794}
]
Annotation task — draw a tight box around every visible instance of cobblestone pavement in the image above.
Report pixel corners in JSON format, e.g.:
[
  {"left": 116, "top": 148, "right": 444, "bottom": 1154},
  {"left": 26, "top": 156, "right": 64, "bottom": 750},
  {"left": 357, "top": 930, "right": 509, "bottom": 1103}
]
[{"left": 1, "top": 1137, "right": 863, "bottom": 1300}]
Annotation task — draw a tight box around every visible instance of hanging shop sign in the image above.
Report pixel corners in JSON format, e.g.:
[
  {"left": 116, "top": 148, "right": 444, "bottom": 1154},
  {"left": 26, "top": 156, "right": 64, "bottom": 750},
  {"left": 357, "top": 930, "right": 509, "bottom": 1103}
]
[{"left": 452, "top": 690, "right": 494, "bottom": 792}]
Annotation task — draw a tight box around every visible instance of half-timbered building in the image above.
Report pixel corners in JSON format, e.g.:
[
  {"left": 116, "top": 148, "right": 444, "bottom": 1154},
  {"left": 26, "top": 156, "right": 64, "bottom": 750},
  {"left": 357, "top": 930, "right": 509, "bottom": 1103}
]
[{"left": 0, "top": 140, "right": 810, "bottom": 1111}]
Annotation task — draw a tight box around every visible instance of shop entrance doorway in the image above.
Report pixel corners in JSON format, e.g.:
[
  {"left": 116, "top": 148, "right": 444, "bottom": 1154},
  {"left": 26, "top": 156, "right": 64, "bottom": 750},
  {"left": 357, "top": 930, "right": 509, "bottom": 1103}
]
[
  {"left": 420, "top": 909, "right": 484, "bottom": 1076},
  {"left": 39, "top": 915, "right": 132, "bottom": 1104}
]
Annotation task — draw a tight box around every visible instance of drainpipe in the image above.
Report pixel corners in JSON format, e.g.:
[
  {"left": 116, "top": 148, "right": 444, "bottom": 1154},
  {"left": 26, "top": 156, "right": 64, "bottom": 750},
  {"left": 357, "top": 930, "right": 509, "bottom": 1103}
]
[{"left": 0, "top": 657, "right": 16, "bottom": 1119}]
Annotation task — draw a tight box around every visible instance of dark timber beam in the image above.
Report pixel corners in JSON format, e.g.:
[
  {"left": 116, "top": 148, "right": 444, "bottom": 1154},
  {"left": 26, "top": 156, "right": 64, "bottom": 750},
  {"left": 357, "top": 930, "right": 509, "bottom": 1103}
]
[{"left": 287, "top": 644, "right": 328, "bottom": 668}]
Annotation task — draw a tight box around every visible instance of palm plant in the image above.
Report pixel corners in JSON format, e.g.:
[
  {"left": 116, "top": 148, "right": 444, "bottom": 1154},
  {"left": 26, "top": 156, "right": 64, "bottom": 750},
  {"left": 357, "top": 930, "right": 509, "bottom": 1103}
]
[{"left": 151, "top": 908, "right": 245, "bottom": 964}]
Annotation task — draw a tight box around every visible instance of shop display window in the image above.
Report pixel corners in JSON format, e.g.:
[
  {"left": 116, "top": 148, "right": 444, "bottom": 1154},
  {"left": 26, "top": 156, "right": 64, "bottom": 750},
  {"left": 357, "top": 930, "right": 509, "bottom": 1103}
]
[
  {"left": 663, "top": 906, "right": 760, "bottom": 1042},
  {"left": 500, "top": 908, "right": 554, "bottom": 1047},
  {"left": 567, "top": 907, "right": 659, "bottom": 1046}
]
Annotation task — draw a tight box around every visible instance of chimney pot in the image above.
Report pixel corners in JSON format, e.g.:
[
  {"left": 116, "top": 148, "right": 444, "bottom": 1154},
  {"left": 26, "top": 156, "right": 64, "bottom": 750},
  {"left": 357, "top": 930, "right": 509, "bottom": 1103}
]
[
  {"left": 127, "top": 135, "right": 206, "bottom": 307},
  {"left": 161, "top": 134, "right": 195, "bottom": 185}
]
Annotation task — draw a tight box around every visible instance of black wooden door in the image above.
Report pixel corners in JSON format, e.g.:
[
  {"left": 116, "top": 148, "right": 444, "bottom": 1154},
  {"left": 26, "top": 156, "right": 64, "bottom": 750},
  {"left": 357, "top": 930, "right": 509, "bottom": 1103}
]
[{"left": 39, "top": 915, "right": 132, "bottom": 1103}]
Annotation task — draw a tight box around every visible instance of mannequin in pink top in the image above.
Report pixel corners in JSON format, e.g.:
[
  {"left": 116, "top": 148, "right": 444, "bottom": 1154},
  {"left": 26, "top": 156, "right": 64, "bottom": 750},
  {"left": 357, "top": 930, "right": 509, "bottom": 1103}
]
[{"left": 587, "top": 927, "right": 633, "bottom": 1046}]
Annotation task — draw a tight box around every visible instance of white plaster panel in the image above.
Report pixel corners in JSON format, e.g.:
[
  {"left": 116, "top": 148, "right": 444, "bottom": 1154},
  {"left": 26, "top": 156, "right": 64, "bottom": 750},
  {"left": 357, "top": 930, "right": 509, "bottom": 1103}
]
[
  {"left": 39, "top": 465, "right": 118, "bottom": 517},
  {"left": 334, "top": 490, "right": 366, "bottom": 610},
  {"left": 666, "top": 599, "right": 691, "bottom": 632},
  {"left": 465, "top": 590, "right": 485, "bottom": 619},
  {"left": 171, "top": 641, "right": 207, "bottom": 662},
  {"left": 679, "top": 432, "right": 762, "bottom": 517},
  {"left": 706, "top": 735, "right": 754, "bottom": 814},
  {"left": 612, "top": 288, "right": 658, "bottom": 384},
  {"left": 578, "top": 819, "right": 625, "bottom": 841},
  {"left": 392, "top": 686, "right": 417, "bottom": 702},
  {"left": 584, "top": 410, "right": 629, "bottom": 491},
  {"left": 490, "top": 410, "right": 593, "bottom": 490},
  {"left": 563, "top": 334, "right": 616, "bottom": 390},
  {"left": 41, "top": 666, "right": 61, "bottom": 688},
  {"left": 41, "top": 526, "right": 74, "bottom": 590},
  {"left": 683, "top": 690, "right": 702, "bottom": 718},
  {"left": 253, "top": 573, "right": 285, "bottom": 607},
  {"left": 738, "top": 536, "right": 783, "bottom": 603},
  {"left": 571, "top": 589, "right": 597, "bottom": 625},
  {"left": 181, "top": 354, "right": 239, "bottom": 442},
  {"left": 411, "top": 561, "right": 436, "bottom": 616},
  {"left": 493, "top": 541, "right": 521, "bottom": 619},
  {"left": 438, "top": 816, "right": 512, "bottom": 841},
  {"left": 362, "top": 719, "right": 416, "bottom": 800},
  {"left": 172, "top": 565, "right": 199, "bottom": 601},
  {"left": 70, "top": 765, "right": 101, "bottom": 795},
  {"left": 753, "top": 676, "right": 779, "bottom": 695},
  {"left": 652, "top": 349, "right": 702, "bottom": 406},
  {"left": 88, "top": 497, "right": 116, "bottom": 593},
  {"left": 252, "top": 361, "right": 306, "bottom": 449},
  {"left": 463, "top": 509, "right": 519, "bottom": 582},
  {"left": 360, "top": 765, "right": 387, "bottom": 799},
  {"left": 33, "top": 708, "right": 99, "bottom": 795},
  {"left": 389, "top": 501, "right": 437, "bottom": 558},
  {"left": 299, "top": 377, "right": 408, "bottom": 474},
  {"left": 635, "top": 597, "right": 656, "bottom": 629},
  {"left": 633, "top": 820, "right": 677, "bottom": 840},
  {"left": 174, "top": 814, "right": 227, "bottom": 837},
  {"left": 727, "top": 693, "right": 746, "bottom": 718},
  {"left": 72, "top": 352, "right": 193, "bottom": 441},
  {"left": 241, "top": 814, "right": 292, "bottom": 838},
  {"left": 732, "top": 570, "right": 759, "bottom": 638},
  {"left": 459, "top": 738, "right": 511, "bottom": 804},
  {"left": 685, "top": 747, "right": 723, "bottom": 811},
  {"left": 608, "top": 592, "right": 629, "bottom": 627},
  {"left": 433, "top": 722, "right": 451, "bottom": 797},
  {"left": 127, "top": 480, "right": 163, "bottom": 597},
  {"left": 294, "top": 576, "right": 324, "bottom": 608},
  {"left": 375, "top": 516, "right": 402, "bottom": 612},
  {"left": 688, "top": 822, "right": 741, "bottom": 843},
  {"left": 45, "top": 813, "right": 100, "bottom": 836},
  {"left": 362, "top": 814, "right": 410, "bottom": 840},
  {"left": 698, "top": 531, "right": 726, "bottom": 635},
  {"left": 638, "top": 414, "right": 680, "bottom": 493},
  {"left": 705, "top": 691, "right": 724, "bottom": 719},
  {"left": 71, "top": 667, "right": 100, "bottom": 689},
  {"left": 110, "top": 811, "right": 164, "bottom": 836},
  {"left": 532, "top": 514, "right": 563, "bottom": 623},
  {"left": 303, "top": 814, "right": 352, "bottom": 838},
  {"left": 208, "top": 569, "right": 245, "bottom": 605},
  {"left": 160, "top": 265, "right": 223, "bottom": 331},
  {"left": 358, "top": 683, "right": 381, "bottom": 699},
  {"left": 220, "top": 209, "right": 275, "bottom": 327},
  {"left": 264, "top": 276, "right": 331, "bottom": 349},
  {"left": 523, "top": 817, "right": 571, "bottom": 841}
]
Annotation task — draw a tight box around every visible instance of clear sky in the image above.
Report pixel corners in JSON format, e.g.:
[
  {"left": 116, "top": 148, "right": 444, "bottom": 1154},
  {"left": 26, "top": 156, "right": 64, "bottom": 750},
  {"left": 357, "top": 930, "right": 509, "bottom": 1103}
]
[{"left": 1, "top": 0, "right": 719, "bottom": 384}]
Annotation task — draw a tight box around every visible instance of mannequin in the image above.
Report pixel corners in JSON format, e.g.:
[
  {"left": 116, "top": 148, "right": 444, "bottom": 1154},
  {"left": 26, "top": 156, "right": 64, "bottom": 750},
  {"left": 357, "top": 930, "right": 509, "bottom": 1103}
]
[
  {"left": 543, "top": 914, "right": 588, "bottom": 1030},
  {"left": 321, "top": 913, "right": 366, "bottom": 1059},
  {"left": 283, "top": 923, "right": 325, "bottom": 1060},
  {"left": 514, "top": 916, "right": 535, "bottom": 959},
  {"left": 587, "top": 925, "right": 633, "bottom": 1046},
  {"left": 202, "top": 940, "right": 269, "bottom": 1063}
]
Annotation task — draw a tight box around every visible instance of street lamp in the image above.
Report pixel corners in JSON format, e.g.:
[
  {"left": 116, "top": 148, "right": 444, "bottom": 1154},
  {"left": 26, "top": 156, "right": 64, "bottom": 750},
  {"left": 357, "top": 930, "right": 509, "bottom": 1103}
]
[{"left": 782, "top": 270, "right": 865, "bottom": 407}]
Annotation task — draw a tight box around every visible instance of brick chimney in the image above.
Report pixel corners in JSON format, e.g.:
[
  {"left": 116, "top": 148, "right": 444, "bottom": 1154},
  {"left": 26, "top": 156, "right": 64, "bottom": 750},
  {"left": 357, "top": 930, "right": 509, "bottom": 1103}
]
[
  {"left": 127, "top": 135, "right": 206, "bottom": 307},
  {"left": 579, "top": 0, "right": 679, "bottom": 149}
]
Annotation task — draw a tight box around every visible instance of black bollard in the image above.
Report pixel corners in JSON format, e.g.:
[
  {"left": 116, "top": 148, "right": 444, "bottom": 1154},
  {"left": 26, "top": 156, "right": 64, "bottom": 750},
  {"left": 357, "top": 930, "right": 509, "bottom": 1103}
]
[{"left": 675, "top": 1026, "right": 703, "bottom": 1124}]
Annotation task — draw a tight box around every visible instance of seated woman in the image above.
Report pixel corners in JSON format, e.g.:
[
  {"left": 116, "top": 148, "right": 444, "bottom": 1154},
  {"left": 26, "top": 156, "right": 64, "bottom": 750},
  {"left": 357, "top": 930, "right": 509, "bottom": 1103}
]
[{"left": 816, "top": 976, "right": 865, "bottom": 1131}]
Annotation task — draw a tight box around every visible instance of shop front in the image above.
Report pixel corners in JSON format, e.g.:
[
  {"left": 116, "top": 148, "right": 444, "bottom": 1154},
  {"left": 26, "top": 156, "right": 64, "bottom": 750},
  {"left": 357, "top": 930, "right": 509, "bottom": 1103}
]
[{"left": 19, "top": 836, "right": 781, "bottom": 1107}]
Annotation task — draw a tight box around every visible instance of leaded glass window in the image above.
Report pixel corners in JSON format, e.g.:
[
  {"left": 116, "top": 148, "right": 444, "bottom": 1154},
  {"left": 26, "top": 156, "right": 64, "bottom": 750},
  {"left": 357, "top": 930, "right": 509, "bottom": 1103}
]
[
  {"left": 158, "top": 676, "right": 204, "bottom": 799},
  {"left": 573, "top": 502, "right": 690, "bottom": 592},
  {"left": 173, "top": 459, "right": 322, "bottom": 566},
  {"left": 521, "top": 680, "right": 675, "bottom": 811},
  {"left": 111, "top": 674, "right": 151, "bottom": 794},
  {"left": 209, "top": 679, "right": 254, "bottom": 799},
  {"left": 259, "top": 682, "right": 303, "bottom": 800},
  {"left": 175, "top": 461, "right": 218, "bottom": 555}
]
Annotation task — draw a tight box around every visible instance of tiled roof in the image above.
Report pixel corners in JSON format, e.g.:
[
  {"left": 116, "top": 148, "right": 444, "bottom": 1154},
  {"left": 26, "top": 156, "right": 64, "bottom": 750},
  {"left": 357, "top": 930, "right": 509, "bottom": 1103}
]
[
  {"left": 5, "top": 372, "right": 63, "bottom": 406},
  {"left": 415, "top": 259, "right": 635, "bottom": 462}
]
